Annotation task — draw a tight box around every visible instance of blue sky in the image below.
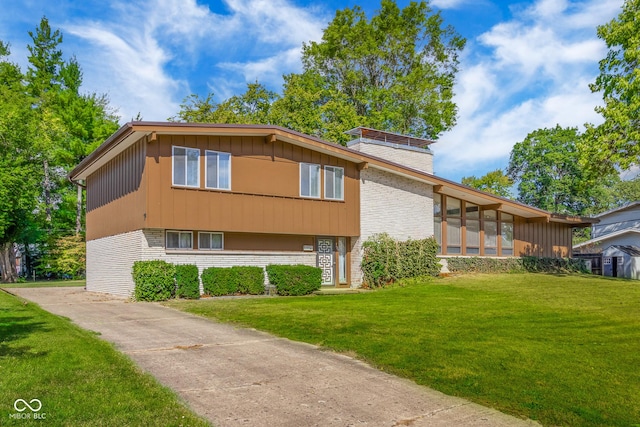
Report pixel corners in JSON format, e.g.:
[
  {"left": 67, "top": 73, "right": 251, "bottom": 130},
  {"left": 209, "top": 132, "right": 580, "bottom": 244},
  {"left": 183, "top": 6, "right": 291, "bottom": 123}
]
[{"left": 0, "top": 0, "right": 624, "bottom": 182}]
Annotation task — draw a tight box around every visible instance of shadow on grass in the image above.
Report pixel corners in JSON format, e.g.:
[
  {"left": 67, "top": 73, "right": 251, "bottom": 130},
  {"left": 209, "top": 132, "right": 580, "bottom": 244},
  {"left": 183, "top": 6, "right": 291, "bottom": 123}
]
[{"left": 0, "top": 315, "right": 50, "bottom": 358}]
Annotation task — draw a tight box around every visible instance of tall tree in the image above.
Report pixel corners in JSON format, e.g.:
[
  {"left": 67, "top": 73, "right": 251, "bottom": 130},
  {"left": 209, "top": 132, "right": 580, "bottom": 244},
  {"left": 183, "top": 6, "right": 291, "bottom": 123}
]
[
  {"left": 461, "top": 169, "right": 513, "bottom": 198},
  {"left": 583, "top": 0, "right": 640, "bottom": 173},
  {"left": 507, "top": 125, "right": 617, "bottom": 216},
  {"left": 0, "top": 42, "right": 41, "bottom": 282},
  {"left": 298, "top": 0, "right": 465, "bottom": 140}
]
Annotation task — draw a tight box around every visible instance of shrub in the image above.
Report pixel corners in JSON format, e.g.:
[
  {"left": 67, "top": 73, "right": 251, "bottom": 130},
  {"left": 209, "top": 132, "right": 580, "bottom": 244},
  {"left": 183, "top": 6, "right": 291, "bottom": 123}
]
[
  {"left": 132, "top": 260, "right": 175, "bottom": 301},
  {"left": 446, "top": 257, "right": 525, "bottom": 274},
  {"left": 446, "top": 256, "right": 589, "bottom": 274},
  {"left": 234, "top": 266, "right": 265, "bottom": 295},
  {"left": 266, "top": 264, "right": 321, "bottom": 296},
  {"left": 361, "top": 233, "right": 440, "bottom": 287},
  {"left": 201, "top": 267, "right": 238, "bottom": 296},
  {"left": 175, "top": 264, "right": 200, "bottom": 299}
]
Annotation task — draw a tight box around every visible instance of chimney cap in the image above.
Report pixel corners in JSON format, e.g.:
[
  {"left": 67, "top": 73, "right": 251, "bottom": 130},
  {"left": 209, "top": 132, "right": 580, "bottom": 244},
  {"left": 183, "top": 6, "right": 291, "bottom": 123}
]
[{"left": 345, "top": 127, "right": 435, "bottom": 149}]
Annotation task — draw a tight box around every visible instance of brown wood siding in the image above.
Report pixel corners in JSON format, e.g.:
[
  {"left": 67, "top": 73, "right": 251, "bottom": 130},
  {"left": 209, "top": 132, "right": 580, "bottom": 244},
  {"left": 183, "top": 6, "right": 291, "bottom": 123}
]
[
  {"left": 145, "top": 135, "right": 360, "bottom": 236},
  {"left": 86, "top": 138, "right": 147, "bottom": 240},
  {"left": 514, "top": 218, "right": 573, "bottom": 257},
  {"left": 220, "top": 232, "right": 314, "bottom": 251}
]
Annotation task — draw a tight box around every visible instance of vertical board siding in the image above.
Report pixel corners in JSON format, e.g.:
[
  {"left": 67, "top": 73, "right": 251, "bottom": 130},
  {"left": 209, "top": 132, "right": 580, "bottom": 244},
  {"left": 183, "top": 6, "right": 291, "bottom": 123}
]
[
  {"left": 515, "top": 219, "right": 572, "bottom": 257},
  {"left": 144, "top": 135, "right": 360, "bottom": 237},
  {"left": 86, "top": 138, "right": 147, "bottom": 241}
]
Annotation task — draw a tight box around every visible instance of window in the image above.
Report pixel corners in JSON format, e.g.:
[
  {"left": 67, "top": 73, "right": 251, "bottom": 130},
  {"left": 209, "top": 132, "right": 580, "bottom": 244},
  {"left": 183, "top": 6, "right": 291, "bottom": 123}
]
[
  {"left": 465, "top": 203, "right": 480, "bottom": 254},
  {"left": 199, "top": 232, "right": 223, "bottom": 250},
  {"left": 166, "top": 231, "right": 193, "bottom": 250},
  {"left": 173, "top": 146, "right": 199, "bottom": 187},
  {"left": 501, "top": 213, "right": 514, "bottom": 256},
  {"left": 300, "top": 163, "right": 320, "bottom": 198},
  {"left": 338, "top": 237, "right": 347, "bottom": 284},
  {"left": 445, "top": 197, "right": 461, "bottom": 254},
  {"left": 205, "top": 150, "right": 231, "bottom": 190},
  {"left": 324, "top": 166, "right": 344, "bottom": 200},
  {"left": 484, "top": 219, "right": 498, "bottom": 255},
  {"left": 433, "top": 194, "right": 442, "bottom": 253}
]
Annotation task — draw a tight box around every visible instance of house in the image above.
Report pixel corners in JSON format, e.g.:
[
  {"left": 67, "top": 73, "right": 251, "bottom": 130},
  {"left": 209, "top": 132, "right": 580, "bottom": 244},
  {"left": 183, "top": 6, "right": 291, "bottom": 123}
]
[
  {"left": 573, "top": 202, "right": 640, "bottom": 278},
  {"left": 69, "top": 122, "right": 595, "bottom": 296}
]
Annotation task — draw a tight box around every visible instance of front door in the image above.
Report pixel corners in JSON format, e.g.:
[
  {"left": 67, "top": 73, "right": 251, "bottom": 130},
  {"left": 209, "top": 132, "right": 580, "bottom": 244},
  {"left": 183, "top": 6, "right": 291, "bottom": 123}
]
[{"left": 317, "top": 238, "right": 335, "bottom": 285}]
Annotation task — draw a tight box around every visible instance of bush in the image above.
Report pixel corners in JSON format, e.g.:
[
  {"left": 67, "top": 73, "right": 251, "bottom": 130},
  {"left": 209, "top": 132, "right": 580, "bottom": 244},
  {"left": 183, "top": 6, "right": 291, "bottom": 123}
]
[
  {"left": 201, "top": 266, "right": 265, "bottom": 296},
  {"left": 201, "top": 267, "right": 238, "bottom": 296},
  {"left": 175, "top": 264, "right": 200, "bottom": 299},
  {"left": 132, "top": 260, "right": 175, "bottom": 301},
  {"left": 361, "top": 233, "right": 440, "bottom": 287},
  {"left": 446, "top": 256, "right": 589, "bottom": 274},
  {"left": 234, "top": 266, "right": 265, "bottom": 295},
  {"left": 266, "top": 264, "right": 321, "bottom": 296},
  {"left": 446, "top": 257, "right": 525, "bottom": 274}
]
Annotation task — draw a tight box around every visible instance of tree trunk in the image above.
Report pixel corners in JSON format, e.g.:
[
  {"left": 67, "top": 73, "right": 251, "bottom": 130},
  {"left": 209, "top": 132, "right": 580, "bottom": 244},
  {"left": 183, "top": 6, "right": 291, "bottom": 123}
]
[
  {"left": 0, "top": 242, "right": 18, "bottom": 283},
  {"left": 43, "top": 158, "right": 52, "bottom": 223},
  {"left": 76, "top": 183, "right": 83, "bottom": 236}
]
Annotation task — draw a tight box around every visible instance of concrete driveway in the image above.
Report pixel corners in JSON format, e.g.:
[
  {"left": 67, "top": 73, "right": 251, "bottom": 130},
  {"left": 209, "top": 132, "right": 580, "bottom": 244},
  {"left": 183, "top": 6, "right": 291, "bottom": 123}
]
[{"left": 6, "top": 287, "right": 539, "bottom": 427}]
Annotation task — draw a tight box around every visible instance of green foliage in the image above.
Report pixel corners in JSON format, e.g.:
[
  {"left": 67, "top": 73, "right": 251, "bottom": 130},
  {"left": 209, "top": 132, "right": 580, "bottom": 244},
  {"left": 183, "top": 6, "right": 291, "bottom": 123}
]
[
  {"left": 507, "top": 125, "right": 616, "bottom": 216},
  {"left": 446, "top": 256, "right": 588, "bottom": 274},
  {"left": 235, "top": 266, "right": 266, "bottom": 295},
  {"left": 201, "top": 266, "right": 266, "bottom": 296},
  {"left": 174, "top": 264, "right": 200, "bottom": 299},
  {"left": 583, "top": 0, "right": 640, "bottom": 173},
  {"left": 201, "top": 267, "right": 238, "bottom": 296},
  {"left": 361, "top": 233, "right": 440, "bottom": 287},
  {"left": 38, "top": 234, "right": 86, "bottom": 279},
  {"left": 132, "top": 260, "right": 176, "bottom": 301},
  {"left": 461, "top": 169, "right": 513, "bottom": 198},
  {"left": 174, "top": 1, "right": 464, "bottom": 143},
  {"left": 266, "top": 264, "right": 322, "bottom": 296}
]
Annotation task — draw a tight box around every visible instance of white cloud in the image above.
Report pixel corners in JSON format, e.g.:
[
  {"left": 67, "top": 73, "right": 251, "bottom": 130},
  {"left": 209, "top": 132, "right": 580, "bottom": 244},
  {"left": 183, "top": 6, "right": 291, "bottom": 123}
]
[
  {"left": 434, "top": 0, "right": 620, "bottom": 181},
  {"left": 430, "top": 0, "right": 476, "bottom": 9}
]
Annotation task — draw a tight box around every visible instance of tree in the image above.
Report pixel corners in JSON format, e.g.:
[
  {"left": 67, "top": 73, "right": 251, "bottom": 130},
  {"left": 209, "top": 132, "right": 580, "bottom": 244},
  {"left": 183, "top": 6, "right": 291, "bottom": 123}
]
[
  {"left": 0, "top": 42, "right": 41, "bottom": 282},
  {"left": 297, "top": 0, "right": 465, "bottom": 140},
  {"left": 583, "top": 0, "right": 640, "bottom": 173},
  {"left": 507, "top": 125, "right": 617, "bottom": 216},
  {"left": 461, "top": 169, "right": 513, "bottom": 198},
  {"left": 175, "top": 1, "right": 465, "bottom": 144}
]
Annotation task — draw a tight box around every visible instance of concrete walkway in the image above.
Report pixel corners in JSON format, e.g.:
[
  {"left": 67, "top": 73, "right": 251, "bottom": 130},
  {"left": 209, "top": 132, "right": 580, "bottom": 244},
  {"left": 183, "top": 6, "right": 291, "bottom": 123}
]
[{"left": 6, "top": 287, "right": 539, "bottom": 427}]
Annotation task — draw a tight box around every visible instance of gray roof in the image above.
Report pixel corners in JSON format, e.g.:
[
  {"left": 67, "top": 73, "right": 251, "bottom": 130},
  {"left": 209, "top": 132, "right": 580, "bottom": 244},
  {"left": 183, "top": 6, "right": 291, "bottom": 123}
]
[{"left": 610, "top": 245, "right": 640, "bottom": 257}]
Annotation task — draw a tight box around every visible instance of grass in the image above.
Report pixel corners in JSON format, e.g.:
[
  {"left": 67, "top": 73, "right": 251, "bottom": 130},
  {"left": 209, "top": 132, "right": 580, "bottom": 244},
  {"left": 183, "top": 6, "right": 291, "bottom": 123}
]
[
  {"left": 164, "top": 273, "right": 640, "bottom": 427},
  {"left": 0, "top": 290, "right": 209, "bottom": 426},
  {"left": 1, "top": 279, "right": 86, "bottom": 288}
]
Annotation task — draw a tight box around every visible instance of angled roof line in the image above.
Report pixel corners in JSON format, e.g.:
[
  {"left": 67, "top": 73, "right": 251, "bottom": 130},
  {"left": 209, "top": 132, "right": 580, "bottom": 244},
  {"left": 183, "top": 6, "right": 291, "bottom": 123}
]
[
  {"left": 69, "top": 121, "right": 597, "bottom": 226},
  {"left": 573, "top": 228, "right": 640, "bottom": 249}
]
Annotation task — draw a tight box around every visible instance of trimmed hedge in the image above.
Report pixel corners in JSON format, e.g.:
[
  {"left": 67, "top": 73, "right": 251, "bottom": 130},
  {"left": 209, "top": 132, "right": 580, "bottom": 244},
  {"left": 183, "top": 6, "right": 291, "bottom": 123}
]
[
  {"left": 132, "top": 260, "right": 176, "bottom": 301},
  {"left": 175, "top": 264, "right": 200, "bottom": 299},
  {"left": 361, "top": 233, "right": 440, "bottom": 287},
  {"left": 201, "top": 266, "right": 265, "bottom": 296},
  {"left": 235, "top": 266, "right": 266, "bottom": 295},
  {"left": 266, "top": 264, "right": 321, "bottom": 296},
  {"left": 445, "top": 256, "right": 589, "bottom": 274}
]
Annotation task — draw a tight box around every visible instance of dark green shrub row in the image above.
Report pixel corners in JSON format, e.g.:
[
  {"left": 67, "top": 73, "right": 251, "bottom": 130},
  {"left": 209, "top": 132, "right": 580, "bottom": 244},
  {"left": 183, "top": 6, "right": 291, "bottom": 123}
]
[
  {"left": 175, "top": 264, "right": 200, "bottom": 299},
  {"left": 132, "top": 260, "right": 176, "bottom": 301},
  {"left": 445, "top": 256, "right": 588, "bottom": 274},
  {"left": 361, "top": 233, "right": 440, "bottom": 287},
  {"left": 201, "top": 266, "right": 265, "bottom": 296},
  {"left": 265, "top": 264, "right": 321, "bottom": 296}
]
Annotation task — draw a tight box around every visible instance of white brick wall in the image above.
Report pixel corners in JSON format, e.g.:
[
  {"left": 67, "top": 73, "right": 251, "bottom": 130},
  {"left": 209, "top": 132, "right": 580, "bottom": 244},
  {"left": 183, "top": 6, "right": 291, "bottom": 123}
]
[
  {"left": 86, "top": 230, "right": 143, "bottom": 296},
  {"left": 351, "top": 167, "right": 434, "bottom": 286},
  {"left": 87, "top": 229, "right": 317, "bottom": 297},
  {"left": 348, "top": 140, "right": 433, "bottom": 174}
]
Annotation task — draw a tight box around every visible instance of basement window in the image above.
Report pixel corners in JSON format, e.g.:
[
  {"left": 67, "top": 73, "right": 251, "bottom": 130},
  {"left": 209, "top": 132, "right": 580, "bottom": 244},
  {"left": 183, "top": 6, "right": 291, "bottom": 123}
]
[{"left": 166, "top": 231, "right": 193, "bottom": 250}]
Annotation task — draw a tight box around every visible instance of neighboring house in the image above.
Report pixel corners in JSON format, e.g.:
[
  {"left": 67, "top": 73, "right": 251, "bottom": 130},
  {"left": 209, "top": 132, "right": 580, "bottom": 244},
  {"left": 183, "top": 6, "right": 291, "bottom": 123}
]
[
  {"left": 573, "top": 202, "right": 640, "bottom": 278},
  {"left": 69, "top": 122, "right": 594, "bottom": 296}
]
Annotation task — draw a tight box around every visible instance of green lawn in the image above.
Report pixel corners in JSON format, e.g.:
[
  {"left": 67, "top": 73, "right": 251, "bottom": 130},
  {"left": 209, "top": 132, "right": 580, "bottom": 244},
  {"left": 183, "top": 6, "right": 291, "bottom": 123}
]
[
  {"left": 0, "top": 290, "right": 209, "bottom": 426},
  {"left": 164, "top": 273, "right": 640, "bottom": 427},
  {"left": 1, "top": 279, "right": 85, "bottom": 288}
]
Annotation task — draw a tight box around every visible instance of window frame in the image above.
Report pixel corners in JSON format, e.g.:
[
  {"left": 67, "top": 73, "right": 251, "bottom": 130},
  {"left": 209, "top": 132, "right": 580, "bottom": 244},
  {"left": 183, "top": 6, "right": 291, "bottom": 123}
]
[
  {"left": 166, "top": 230, "right": 193, "bottom": 250},
  {"left": 198, "top": 231, "right": 224, "bottom": 251},
  {"left": 324, "top": 165, "right": 345, "bottom": 201},
  {"left": 205, "top": 150, "right": 232, "bottom": 191},
  {"left": 172, "top": 146, "right": 200, "bottom": 188},
  {"left": 300, "top": 162, "right": 321, "bottom": 198}
]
